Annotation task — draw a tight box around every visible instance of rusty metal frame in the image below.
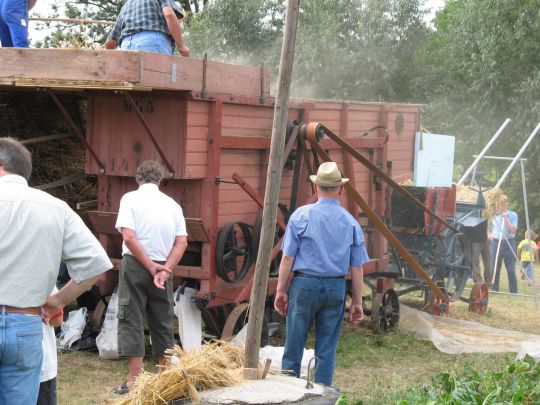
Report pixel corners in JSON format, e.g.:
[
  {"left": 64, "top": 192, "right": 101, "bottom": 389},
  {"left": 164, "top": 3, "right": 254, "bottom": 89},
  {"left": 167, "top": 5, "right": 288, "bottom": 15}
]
[
  {"left": 47, "top": 89, "right": 105, "bottom": 173},
  {"left": 123, "top": 92, "right": 175, "bottom": 177}
]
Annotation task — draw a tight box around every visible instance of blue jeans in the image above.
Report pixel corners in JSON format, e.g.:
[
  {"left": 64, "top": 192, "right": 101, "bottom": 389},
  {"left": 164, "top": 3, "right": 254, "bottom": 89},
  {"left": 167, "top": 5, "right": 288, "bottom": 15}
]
[
  {"left": 521, "top": 261, "right": 534, "bottom": 281},
  {"left": 120, "top": 31, "right": 174, "bottom": 55},
  {"left": 0, "top": 0, "right": 29, "bottom": 47},
  {"left": 491, "top": 239, "right": 518, "bottom": 293},
  {"left": 0, "top": 312, "right": 43, "bottom": 405},
  {"left": 282, "top": 276, "right": 346, "bottom": 386}
]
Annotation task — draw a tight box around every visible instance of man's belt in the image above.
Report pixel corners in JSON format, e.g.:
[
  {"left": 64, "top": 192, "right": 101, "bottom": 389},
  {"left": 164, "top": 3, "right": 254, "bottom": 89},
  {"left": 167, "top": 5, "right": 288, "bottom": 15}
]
[
  {"left": 0, "top": 305, "right": 42, "bottom": 316},
  {"left": 293, "top": 272, "right": 345, "bottom": 280}
]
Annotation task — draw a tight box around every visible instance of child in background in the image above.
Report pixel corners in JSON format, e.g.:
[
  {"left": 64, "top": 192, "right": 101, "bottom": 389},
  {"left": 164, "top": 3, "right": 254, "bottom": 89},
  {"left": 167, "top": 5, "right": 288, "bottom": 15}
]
[
  {"left": 38, "top": 287, "right": 63, "bottom": 405},
  {"left": 517, "top": 229, "right": 539, "bottom": 286}
]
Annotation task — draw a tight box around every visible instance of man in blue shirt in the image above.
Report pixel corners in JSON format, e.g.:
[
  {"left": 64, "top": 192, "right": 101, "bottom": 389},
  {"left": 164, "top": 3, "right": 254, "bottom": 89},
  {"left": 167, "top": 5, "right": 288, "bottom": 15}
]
[
  {"left": 274, "top": 162, "right": 369, "bottom": 386},
  {"left": 489, "top": 194, "right": 519, "bottom": 293},
  {"left": 105, "top": 0, "right": 189, "bottom": 56}
]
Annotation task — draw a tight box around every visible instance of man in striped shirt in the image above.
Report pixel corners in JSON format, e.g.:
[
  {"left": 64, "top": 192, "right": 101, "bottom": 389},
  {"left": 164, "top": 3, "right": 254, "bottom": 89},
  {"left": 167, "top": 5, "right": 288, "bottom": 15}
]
[
  {"left": 0, "top": 137, "right": 112, "bottom": 405},
  {"left": 105, "top": 0, "right": 190, "bottom": 56}
]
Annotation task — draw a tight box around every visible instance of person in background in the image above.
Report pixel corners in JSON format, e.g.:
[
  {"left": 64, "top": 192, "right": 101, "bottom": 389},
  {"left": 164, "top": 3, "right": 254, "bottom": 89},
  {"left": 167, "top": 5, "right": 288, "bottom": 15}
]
[
  {"left": 0, "top": 0, "right": 37, "bottom": 47},
  {"left": 274, "top": 162, "right": 369, "bottom": 387},
  {"left": 0, "top": 137, "right": 112, "bottom": 405},
  {"left": 517, "top": 229, "right": 538, "bottom": 286},
  {"left": 113, "top": 160, "right": 188, "bottom": 395},
  {"left": 37, "top": 288, "right": 63, "bottom": 405},
  {"left": 104, "top": 0, "right": 189, "bottom": 56},
  {"left": 489, "top": 194, "right": 518, "bottom": 293}
]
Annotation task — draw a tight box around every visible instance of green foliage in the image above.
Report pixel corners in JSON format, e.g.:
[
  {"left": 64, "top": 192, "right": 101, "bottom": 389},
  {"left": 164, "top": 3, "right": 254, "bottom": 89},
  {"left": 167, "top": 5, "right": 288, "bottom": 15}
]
[
  {"left": 418, "top": 0, "right": 540, "bottom": 229},
  {"left": 398, "top": 355, "right": 540, "bottom": 404},
  {"left": 187, "top": 0, "right": 430, "bottom": 101}
]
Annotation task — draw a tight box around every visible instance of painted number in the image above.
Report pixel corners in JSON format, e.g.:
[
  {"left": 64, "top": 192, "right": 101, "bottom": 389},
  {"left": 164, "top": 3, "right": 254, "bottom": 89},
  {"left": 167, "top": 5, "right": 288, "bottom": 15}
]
[{"left": 124, "top": 99, "right": 154, "bottom": 114}]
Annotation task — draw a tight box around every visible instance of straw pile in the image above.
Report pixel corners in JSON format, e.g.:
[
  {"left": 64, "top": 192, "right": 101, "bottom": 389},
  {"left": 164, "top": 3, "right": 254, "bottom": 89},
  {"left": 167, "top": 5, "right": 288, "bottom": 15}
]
[
  {"left": 0, "top": 92, "right": 96, "bottom": 209},
  {"left": 114, "top": 341, "right": 245, "bottom": 405},
  {"left": 455, "top": 185, "right": 504, "bottom": 220}
]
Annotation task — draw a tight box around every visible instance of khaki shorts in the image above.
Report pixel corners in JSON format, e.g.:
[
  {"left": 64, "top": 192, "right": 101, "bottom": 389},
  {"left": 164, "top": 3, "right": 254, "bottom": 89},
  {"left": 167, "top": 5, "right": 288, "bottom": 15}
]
[{"left": 117, "top": 255, "right": 174, "bottom": 358}]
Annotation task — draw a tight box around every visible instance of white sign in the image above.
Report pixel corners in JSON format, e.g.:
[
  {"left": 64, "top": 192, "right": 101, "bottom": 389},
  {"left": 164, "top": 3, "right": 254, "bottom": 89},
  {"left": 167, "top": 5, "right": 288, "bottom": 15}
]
[{"left": 413, "top": 133, "right": 455, "bottom": 187}]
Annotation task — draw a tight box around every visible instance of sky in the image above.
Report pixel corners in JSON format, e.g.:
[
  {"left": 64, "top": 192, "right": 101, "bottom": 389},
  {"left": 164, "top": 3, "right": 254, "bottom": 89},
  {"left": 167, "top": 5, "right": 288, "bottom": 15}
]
[{"left": 28, "top": 0, "right": 447, "bottom": 43}]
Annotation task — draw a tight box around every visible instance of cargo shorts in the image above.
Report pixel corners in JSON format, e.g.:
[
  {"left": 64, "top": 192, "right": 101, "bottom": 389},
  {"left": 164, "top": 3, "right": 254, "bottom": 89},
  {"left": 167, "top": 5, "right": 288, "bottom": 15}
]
[{"left": 117, "top": 254, "right": 174, "bottom": 358}]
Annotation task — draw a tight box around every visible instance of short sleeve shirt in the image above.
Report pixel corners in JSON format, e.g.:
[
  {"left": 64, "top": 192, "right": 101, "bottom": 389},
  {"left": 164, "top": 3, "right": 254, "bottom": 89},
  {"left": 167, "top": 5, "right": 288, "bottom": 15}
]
[
  {"left": 116, "top": 183, "right": 187, "bottom": 261},
  {"left": 108, "top": 0, "right": 183, "bottom": 42},
  {"left": 491, "top": 210, "right": 518, "bottom": 240},
  {"left": 281, "top": 198, "right": 369, "bottom": 277},
  {"left": 0, "top": 175, "right": 112, "bottom": 307}
]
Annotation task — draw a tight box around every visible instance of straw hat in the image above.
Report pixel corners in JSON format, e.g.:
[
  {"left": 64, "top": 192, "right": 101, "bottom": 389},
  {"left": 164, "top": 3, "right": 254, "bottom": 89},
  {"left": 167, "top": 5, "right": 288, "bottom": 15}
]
[{"left": 310, "top": 162, "right": 349, "bottom": 187}]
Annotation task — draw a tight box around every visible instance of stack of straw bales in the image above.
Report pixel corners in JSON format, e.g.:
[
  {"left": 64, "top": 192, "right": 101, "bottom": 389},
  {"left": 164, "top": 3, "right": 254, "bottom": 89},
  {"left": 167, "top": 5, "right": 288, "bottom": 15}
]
[{"left": 114, "top": 342, "right": 245, "bottom": 405}]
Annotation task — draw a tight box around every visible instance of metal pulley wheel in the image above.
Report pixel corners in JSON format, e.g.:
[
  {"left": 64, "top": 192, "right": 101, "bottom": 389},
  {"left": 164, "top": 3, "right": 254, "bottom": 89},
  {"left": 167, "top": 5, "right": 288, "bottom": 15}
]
[
  {"left": 215, "top": 222, "right": 252, "bottom": 283},
  {"left": 444, "top": 232, "right": 469, "bottom": 302},
  {"left": 370, "top": 289, "right": 400, "bottom": 333},
  {"left": 469, "top": 282, "right": 489, "bottom": 314}
]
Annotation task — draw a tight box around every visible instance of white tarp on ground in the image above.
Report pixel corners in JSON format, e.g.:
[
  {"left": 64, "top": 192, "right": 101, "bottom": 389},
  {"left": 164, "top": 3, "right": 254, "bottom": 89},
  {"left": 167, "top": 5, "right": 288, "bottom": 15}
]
[{"left": 399, "top": 304, "right": 540, "bottom": 359}]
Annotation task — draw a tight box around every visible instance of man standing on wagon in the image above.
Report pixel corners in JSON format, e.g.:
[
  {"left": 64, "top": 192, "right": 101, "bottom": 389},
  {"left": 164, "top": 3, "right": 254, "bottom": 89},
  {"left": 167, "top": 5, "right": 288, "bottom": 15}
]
[
  {"left": 0, "top": 137, "right": 112, "bottom": 405},
  {"left": 274, "top": 161, "right": 369, "bottom": 387},
  {"left": 104, "top": 0, "right": 190, "bottom": 57},
  {"left": 113, "top": 160, "right": 188, "bottom": 395}
]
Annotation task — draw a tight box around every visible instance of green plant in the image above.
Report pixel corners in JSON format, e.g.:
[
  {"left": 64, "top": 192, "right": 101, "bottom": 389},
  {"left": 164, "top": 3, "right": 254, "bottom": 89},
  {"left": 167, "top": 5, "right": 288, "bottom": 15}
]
[{"left": 398, "top": 355, "right": 540, "bottom": 404}]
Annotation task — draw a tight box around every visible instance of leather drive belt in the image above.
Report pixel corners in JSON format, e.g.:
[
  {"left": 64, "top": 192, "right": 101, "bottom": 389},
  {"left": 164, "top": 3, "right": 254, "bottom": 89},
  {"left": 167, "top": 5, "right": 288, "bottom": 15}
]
[{"left": 0, "top": 305, "right": 42, "bottom": 316}]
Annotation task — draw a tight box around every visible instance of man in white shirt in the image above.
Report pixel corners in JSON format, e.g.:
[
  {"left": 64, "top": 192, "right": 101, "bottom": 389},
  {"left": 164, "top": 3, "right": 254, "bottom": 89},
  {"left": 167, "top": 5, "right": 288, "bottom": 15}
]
[
  {"left": 113, "top": 160, "right": 188, "bottom": 394},
  {"left": 0, "top": 137, "right": 112, "bottom": 405}
]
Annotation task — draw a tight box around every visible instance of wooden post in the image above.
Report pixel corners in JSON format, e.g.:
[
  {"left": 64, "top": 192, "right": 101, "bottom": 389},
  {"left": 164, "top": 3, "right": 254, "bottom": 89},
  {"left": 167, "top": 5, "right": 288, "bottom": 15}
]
[{"left": 243, "top": 0, "right": 301, "bottom": 378}]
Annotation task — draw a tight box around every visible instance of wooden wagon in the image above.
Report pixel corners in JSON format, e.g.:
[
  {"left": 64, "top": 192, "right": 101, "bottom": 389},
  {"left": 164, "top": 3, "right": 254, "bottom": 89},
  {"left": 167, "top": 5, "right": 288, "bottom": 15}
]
[{"left": 1, "top": 49, "right": 432, "bottom": 339}]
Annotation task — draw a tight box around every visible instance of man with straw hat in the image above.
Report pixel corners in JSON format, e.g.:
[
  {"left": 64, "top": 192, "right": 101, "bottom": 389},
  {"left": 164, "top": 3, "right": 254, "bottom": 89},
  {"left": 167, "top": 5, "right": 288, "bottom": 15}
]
[{"left": 274, "top": 161, "right": 369, "bottom": 386}]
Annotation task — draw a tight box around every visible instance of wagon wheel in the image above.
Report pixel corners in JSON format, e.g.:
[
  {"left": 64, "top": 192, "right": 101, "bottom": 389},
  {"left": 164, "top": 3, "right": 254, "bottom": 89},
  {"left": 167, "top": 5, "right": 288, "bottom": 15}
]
[
  {"left": 221, "top": 303, "right": 269, "bottom": 347},
  {"left": 427, "top": 290, "right": 449, "bottom": 316},
  {"left": 251, "top": 209, "right": 287, "bottom": 276},
  {"left": 216, "top": 222, "right": 252, "bottom": 283},
  {"left": 469, "top": 282, "right": 489, "bottom": 314},
  {"left": 444, "top": 232, "right": 469, "bottom": 302},
  {"left": 370, "top": 289, "right": 400, "bottom": 334}
]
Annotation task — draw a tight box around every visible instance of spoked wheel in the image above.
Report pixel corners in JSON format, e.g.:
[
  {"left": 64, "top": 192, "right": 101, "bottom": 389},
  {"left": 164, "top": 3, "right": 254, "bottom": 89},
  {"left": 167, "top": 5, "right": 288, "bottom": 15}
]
[
  {"left": 444, "top": 232, "right": 469, "bottom": 302},
  {"left": 215, "top": 222, "right": 252, "bottom": 283},
  {"left": 251, "top": 210, "right": 286, "bottom": 276},
  {"left": 469, "top": 282, "right": 489, "bottom": 314},
  {"left": 427, "top": 290, "right": 449, "bottom": 316},
  {"left": 370, "top": 289, "right": 400, "bottom": 334}
]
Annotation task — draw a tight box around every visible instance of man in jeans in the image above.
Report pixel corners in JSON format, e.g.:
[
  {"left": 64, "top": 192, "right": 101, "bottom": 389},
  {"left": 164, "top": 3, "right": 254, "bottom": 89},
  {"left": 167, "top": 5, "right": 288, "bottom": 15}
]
[
  {"left": 489, "top": 194, "right": 519, "bottom": 293},
  {"left": 0, "top": 138, "right": 112, "bottom": 405},
  {"left": 105, "top": 0, "right": 190, "bottom": 56},
  {"left": 274, "top": 162, "right": 369, "bottom": 386},
  {"left": 113, "top": 160, "right": 188, "bottom": 394}
]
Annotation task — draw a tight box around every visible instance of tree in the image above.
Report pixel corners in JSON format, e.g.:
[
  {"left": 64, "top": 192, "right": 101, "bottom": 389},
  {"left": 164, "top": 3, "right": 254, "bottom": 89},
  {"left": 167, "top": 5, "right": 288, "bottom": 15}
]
[{"left": 420, "top": 0, "right": 540, "bottom": 229}]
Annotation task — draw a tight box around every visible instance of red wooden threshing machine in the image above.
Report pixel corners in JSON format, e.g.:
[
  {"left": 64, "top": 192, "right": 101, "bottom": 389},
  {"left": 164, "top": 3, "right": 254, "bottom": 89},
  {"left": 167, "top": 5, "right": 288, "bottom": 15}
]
[{"left": 0, "top": 49, "right": 485, "bottom": 341}]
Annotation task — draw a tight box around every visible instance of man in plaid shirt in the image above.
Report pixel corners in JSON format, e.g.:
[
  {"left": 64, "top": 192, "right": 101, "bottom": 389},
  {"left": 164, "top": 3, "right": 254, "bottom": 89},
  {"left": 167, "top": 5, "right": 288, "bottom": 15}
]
[{"left": 105, "top": 0, "right": 189, "bottom": 56}]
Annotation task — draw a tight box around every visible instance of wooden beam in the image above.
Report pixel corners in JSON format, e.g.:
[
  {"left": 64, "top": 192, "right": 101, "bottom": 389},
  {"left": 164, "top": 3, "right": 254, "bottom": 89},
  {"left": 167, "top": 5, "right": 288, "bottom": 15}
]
[{"left": 244, "top": 0, "right": 300, "bottom": 377}]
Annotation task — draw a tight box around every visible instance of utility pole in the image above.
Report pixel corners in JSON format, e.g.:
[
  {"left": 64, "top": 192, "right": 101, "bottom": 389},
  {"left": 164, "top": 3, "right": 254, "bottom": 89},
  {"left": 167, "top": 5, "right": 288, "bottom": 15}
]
[{"left": 243, "top": 0, "right": 301, "bottom": 379}]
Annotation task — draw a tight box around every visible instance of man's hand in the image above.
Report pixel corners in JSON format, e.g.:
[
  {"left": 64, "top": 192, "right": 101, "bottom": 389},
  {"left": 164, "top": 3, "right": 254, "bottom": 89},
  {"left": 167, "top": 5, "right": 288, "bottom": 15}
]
[
  {"left": 178, "top": 44, "right": 190, "bottom": 57},
  {"left": 348, "top": 303, "right": 364, "bottom": 326},
  {"left": 274, "top": 292, "right": 289, "bottom": 317},
  {"left": 42, "top": 293, "right": 64, "bottom": 323},
  {"left": 104, "top": 38, "right": 118, "bottom": 49},
  {"left": 154, "top": 269, "right": 170, "bottom": 289}
]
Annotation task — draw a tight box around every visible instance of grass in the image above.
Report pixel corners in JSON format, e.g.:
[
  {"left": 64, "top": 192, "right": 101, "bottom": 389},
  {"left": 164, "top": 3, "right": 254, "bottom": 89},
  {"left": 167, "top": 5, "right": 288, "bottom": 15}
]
[{"left": 57, "top": 265, "right": 540, "bottom": 404}]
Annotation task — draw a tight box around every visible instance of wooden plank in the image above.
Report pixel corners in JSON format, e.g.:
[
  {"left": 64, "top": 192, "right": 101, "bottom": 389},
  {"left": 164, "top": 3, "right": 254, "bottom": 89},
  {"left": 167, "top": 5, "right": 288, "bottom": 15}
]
[
  {"left": 0, "top": 49, "right": 140, "bottom": 82},
  {"left": 221, "top": 136, "right": 270, "bottom": 149},
  {"left": 87, "top": 211, "right": 209, "bottom": 242}
]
